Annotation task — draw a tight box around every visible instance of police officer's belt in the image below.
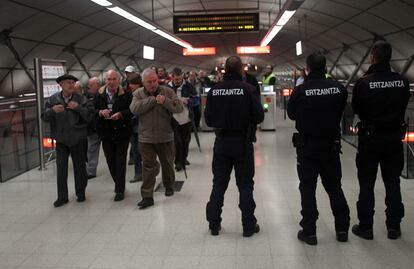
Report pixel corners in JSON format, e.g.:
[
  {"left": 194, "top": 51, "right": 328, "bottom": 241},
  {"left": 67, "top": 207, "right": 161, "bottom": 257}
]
[
  {"left": 215, "top": 129, "right": 247, "bottom": 137},
  {"left": 357, "top": 122, "right": 406, "bottom": 136}
]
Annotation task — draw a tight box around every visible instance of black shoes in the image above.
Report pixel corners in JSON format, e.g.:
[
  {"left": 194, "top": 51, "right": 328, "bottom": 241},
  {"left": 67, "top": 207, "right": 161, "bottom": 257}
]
[
  {"left": 114, "top": 193, "right": 124, "bottom": 202},
  {"left": 137, "top": 198, "right": 154, "bottom": 209},
  {"left": 53, "top": 198, "right": 69, "bottom": 208},
  {"left": 297, "top": 230, "right": 318, "bottom": 245},
  {"left": 243, "top": 224, "right": 260, "bottom": 237},
  {"left": 165, "top": 188, "right": 174, "bottom": 197},
  {"left": 336, "top": 231, "right": 348, "bottom": 242},
  {"left": 87, "top": 174, "right": 96, "bottom": 180},
  {"left": 210, "top": 226, "right": 221, "bottom": 236},
  {"left": 130, "top": 174, "right": 143, "bottom": 183},
  {"left": 185, "top": 160, "right": 190, "bottom": 165},
  {"left": 387, "top": 229, "right": 401, "bottom": 240},
  {"left": 352, "top": 224, "right": 373, "bottom": 240},
  {"left": 128, "top": 159, "right": 134, "bottom": 165},
  {"left": 77, "top": 195, "right": 86, "bottom": 202},
  {"left": 175, "top": 164, "right": 182, "bottom": 171}
]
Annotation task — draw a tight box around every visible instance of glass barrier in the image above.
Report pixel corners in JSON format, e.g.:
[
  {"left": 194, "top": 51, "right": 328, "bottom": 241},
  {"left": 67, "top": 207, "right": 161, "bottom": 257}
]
[
  {"left": 0, "top": 98, "right": 42, "bottom": 182},
  {"left": 342, "top": 88, "right": 414, "bottom": 179}
]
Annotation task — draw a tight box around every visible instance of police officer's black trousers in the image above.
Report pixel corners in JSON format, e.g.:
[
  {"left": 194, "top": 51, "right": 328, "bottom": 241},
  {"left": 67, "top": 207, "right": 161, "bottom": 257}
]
[
  {"left": 206, "top": 137, "right": 257, "bottom": 231},
  {"left": 356, "top": 137, "right": 404, "bottom": 230},
  {"left": 56, "top": 140, "right": 88, "bottom": 200},
  {"left": 297, "top": 149, "right": 350, "bottom": 235},
  {"left": 102, "top": 139, "right": 129, "bottom": 194}
]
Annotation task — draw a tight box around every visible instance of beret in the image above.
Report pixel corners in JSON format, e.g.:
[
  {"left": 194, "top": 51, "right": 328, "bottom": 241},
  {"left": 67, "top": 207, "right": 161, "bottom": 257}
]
[{"left": 56, "top": 74, "right": 78, "bottom": 83}]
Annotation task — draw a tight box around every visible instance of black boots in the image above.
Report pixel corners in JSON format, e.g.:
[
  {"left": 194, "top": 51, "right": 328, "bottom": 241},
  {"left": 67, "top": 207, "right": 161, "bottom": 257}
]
[{"left": 297, "top": 230, "right": 318, "bottom": 245}]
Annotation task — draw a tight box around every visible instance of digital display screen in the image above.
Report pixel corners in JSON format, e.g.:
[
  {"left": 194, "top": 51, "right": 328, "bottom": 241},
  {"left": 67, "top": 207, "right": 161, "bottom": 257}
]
[
  {"left": 262, "top": 85, "right": 274, "bottom": 92},
  {"left": 174, "top": 13, "right": 259, "bottom": 34}
]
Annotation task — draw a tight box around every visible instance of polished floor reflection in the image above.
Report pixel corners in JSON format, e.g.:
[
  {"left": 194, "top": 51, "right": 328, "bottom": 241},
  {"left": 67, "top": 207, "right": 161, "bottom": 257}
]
[{"left": 1, "top": 110, "right": 414, "bottom": 269}]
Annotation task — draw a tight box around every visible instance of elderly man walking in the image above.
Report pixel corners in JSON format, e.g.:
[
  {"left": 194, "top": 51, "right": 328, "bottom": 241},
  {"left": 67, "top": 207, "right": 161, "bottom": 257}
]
[
  {"left": 130, "top": 68, "right": 183, "bottom": 209},
  {"left": 95, "top": 70, "right": 133, "bottom": 202},
  {"left": 42, "top": 74, "right": 94, "bottom": 207},
  {"left": 86, "top": 77, "right": 101, "bottom": 179}
]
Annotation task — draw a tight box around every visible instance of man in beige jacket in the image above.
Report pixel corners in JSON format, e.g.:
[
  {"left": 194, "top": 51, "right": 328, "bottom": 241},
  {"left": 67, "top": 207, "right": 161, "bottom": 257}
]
[{"left": 130, "top": 68, "right": 183, "bottom": 209}]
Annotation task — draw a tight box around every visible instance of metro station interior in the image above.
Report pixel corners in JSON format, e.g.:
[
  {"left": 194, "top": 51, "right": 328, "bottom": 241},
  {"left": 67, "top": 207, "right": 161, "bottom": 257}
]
[{"left": 0, "top": 0, "right": 414, "bottom": 268}]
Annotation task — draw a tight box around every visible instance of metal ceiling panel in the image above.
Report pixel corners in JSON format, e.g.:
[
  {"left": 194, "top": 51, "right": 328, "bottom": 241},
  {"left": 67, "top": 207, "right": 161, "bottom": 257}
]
[
  {"left": 369, "top": 1, "right": 414, "bottom": 29},
  {"left": 45, "top": 0, "right": 99, "bottom": 20},
  {"left": 335, "top": 22, "right": 371, "bottom": 41},
  {"left": 309, "top": 1, "right": 360, "bottom": 19},
  {"left": 45, "top": 23, "right": 93, "bottom": 45},
  {"left": 332, "top": 0, "right": 387, "bottom": 10},
  {"left": 13, "top": 0, "right": 62, "bottom": 10},
  {"left": 79, "top": 9, "right": 122, "bottom": 28},
  {"left": 76, "top": 32, "right": 117, "bottom": 50},
  {"left": 351, "top": 13, "right": 399, "bottom": 35},
  {"left": 102, "top": 19, "right": 136, "bottom": 34},
  {"left": 11, "top": 13, "right": 67, "bottom": 41},
  {"left": 0, "top": 1, "right": 37, "bottom": 30},
  {"left": 0, "top": 46, "right": 17, "bottom": 68},
  {"left": 93, "top": 36, "right": 127, "bottom": 52}
]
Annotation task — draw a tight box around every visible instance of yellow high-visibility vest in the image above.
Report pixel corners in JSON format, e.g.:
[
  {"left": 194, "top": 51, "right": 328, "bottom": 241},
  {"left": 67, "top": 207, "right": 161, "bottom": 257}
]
[{"left": 262, "top": 74, "right": 276, "bottom": 85}]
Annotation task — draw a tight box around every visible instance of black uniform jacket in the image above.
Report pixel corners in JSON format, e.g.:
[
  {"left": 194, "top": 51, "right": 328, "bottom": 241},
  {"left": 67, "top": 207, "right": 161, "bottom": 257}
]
[
  {"left": 352, "top": 63, "right": 410, "bottom": 132},
  {"left": 94, "top": 86, "right": 133, "bottom": 141},
  {"left": 287, "top": 72, "right": 348, "bottom": 138},
  {"left": 204, "top": 72, "right": 264, "bottom": 133}
]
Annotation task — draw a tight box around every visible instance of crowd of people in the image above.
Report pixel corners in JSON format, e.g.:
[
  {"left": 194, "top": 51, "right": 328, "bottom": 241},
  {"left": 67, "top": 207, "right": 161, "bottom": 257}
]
[
  {"left": 43, "top": 65, "right": 218, "bottom": 208},
  {"left": 42, "top": 41, "right": 411, "bottom": 243}
]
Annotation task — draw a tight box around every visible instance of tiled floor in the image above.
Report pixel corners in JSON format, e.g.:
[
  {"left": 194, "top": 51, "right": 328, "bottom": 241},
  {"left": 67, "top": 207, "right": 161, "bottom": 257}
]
[{"left": 1, "top": 110, "right": 414, "bottom": 269}]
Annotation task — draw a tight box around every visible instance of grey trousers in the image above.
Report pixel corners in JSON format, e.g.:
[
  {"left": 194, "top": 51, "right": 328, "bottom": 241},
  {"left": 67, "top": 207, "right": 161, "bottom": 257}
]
[{"left": 86, "top": 132, "right": 101, "bottom": 176}]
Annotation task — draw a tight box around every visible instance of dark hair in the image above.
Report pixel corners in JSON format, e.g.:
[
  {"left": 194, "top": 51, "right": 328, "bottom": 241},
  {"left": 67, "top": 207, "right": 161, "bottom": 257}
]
[
  {"left": 156, "top": 67, "right": 166, "bottom": 74},
  {"left": 225, "top": 56, "right": 243, "bottom": 74},
  {"left": 127, "top": 73, "right": 142, "bottom": 85},
  {"left": 371, "top": 41, "right": 392, "bottom": 63},
  {"left": 306, "top": 51, "right": 326, "bottom": 73},
  {"left": 266, "top": 65, "right": 274, "bottom": 71},
  {"left": 172, "top": 67, "right": 182, "bottom": 76}
]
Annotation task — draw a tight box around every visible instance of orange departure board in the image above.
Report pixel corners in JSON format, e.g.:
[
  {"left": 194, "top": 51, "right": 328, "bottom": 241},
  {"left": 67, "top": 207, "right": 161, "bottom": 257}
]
[{"left": 174, "top": 13, "right": 259, "bottom": 34}]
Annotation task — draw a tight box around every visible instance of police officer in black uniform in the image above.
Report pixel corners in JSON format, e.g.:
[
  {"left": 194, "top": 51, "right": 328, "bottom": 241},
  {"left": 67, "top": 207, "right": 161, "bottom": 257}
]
[
  {"left": 205, "top": 56, "right": 264, "bottom": 237},
  {"left": 288, "top": 52, "right": 350, "bottom": 245},
  {"left": 351, "top": 41, "right": 410, "bottom": 240}
]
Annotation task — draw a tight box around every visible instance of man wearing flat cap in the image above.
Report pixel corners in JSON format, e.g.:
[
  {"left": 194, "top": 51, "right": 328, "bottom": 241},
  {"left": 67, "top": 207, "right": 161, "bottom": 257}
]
[{"left": 42, "top": 74, "right": 94, "bottom": 207}]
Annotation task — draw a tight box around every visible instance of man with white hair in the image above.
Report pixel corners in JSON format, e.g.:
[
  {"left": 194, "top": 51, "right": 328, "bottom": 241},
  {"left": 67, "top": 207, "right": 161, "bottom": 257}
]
[
  {"left": 130, "top": 68, "right": 183, "bottom": 209},
  {"left": 86, "top": 77, "right": 101, "bottom": 179},
  {"left": 74, "top": 81, "right": 83, "bottom": 94},
  {"left": 95, "top": 70, "right": 133, "bottom": 202}
]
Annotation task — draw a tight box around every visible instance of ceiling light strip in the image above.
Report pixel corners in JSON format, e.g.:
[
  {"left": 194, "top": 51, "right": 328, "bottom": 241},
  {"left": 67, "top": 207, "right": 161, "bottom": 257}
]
[
  {"left": 260, "top": 0, "right": 304, "bottom": 47},
  {"left": 90, "top": 0, "right": 193, "bottom": 49}
]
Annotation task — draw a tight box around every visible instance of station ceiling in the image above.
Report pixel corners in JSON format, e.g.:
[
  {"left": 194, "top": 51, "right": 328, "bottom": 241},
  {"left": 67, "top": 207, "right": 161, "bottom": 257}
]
[{"left": 0, "top": 0, "right": 413, "bottom": 96}]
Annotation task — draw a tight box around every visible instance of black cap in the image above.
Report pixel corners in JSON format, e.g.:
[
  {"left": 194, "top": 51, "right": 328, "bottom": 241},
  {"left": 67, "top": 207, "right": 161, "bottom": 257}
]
[{"left": 56, "top": 74, "right": 78, "bottom": 83}]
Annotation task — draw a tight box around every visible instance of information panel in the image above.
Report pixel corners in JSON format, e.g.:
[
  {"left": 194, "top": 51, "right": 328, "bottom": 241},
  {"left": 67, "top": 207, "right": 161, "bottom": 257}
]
[
  {"left": 174, "top": 13, "right": 259, "bottom": 34},
  {"left": 34, "top": 58, "right": 67, "bottom": 169}
]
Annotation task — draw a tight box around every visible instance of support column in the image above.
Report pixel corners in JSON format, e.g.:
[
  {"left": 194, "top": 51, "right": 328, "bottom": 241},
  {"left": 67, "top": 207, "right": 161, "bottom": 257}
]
[
  {"left": 345, "top": 36, "right": 381, "bottom": 89},
  {"left": 104, "top": 51, "right": 122, "bottom": 75},
  {"left": 129, "top": 55, "right": 143, "bottom": 72},
  {"left": 328, "top": 43, "right": 350, "bottom": 75},
  {"left": 401, "top": 55, "right": 414, "bottom": 76},
  {"left": 63, "top": 43, "right": 92, "bottom": 78},
  {"left": 0, "top": 29, "right": 35, "bottom": 86}
]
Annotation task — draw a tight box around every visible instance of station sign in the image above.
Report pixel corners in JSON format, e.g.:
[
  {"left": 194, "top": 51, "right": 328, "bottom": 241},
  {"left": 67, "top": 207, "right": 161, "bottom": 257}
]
[
  {"left": 237, "top": 46, "right": 270, "bottom": 54},
  {"left": 183, "top": 47, "right": 216, "bottom": 56}
]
